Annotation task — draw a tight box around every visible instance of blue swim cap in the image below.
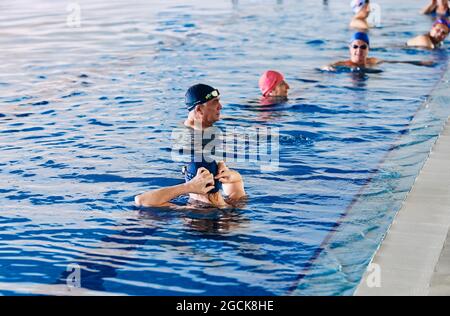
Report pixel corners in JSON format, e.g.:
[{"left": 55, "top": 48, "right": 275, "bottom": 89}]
[
  {"left": 185, "top": 84, "right": 220, "bottom": 112},
  {"left": 182, "top": 160, "right": 222, "bottom": 194},
  {"left": 350, "top": 32, "right": 370, "bottom": 46}
]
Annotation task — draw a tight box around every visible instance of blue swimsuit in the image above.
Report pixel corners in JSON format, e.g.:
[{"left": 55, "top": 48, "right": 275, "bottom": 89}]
[{"left": 431, "top": 8, "right": 450, "bottom": 18}]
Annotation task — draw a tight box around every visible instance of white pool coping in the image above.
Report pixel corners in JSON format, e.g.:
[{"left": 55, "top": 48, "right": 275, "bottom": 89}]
[{"left": 355, "top": 117, "right": 450, "bottom": 296}]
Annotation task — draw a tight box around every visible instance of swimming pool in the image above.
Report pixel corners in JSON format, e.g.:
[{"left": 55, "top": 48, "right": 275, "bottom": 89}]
[{"left": 0, "top": 0, "right": 449, "bottom": 295}]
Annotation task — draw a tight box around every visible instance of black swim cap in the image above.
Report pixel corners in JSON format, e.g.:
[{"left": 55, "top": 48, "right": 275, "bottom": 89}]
[
  {"left": 182, "top": 160, "right": 222, "bottom": 194},
  {"left": 185, "top": 84, "right": 220, "bottom": 112}
]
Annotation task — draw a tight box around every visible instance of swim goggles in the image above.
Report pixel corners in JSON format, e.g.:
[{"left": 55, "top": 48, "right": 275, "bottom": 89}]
[{"left": 204, "top": 89, "right": 220, "bottom": 101}]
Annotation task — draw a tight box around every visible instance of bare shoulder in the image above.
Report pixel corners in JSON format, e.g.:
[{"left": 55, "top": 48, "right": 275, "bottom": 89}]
[
  {"left": 331, "top": 60, "right": 348, "bottom": 67},
  {"left": 334, "top": 61, "right": 351, "bottom": 67},
  {"left": 225, "top": 195, "right": 248, "bottom": 208},
  {"left": 367, "top": 57, "right": 383, "bottom": 66},
  {"left": 350, "top": 18, "right": 369, "bottom": 30},
  {"left": 407, "top": 35, "right": 433, "bottom": 48},
  {"left": 322, "top": 60, "right": 355, "bottom": 71}
]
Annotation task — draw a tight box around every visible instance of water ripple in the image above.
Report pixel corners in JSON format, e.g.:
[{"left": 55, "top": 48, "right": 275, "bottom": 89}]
[{"left": 0, "top": 0, "right": 449, "bottom": 296}]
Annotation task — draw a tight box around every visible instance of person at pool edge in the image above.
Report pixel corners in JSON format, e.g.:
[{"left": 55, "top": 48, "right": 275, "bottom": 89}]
[
  {"left": 134, "top": 84, "right": 246, "bottom": 208},
  {"left": 422, "top": 0, "right": 450, "bottom": 18},
  {"left": 259, "top": 70, "right": 290, "bottom": 100},
  {"left": 350, "top": 0, "right": 371, "bottom": 30},
  {"left": 407, "top": 18, "right": 450, "bottom": 49}
]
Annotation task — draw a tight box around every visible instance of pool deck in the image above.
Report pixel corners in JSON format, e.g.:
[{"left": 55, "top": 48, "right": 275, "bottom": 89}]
[{"left": 355, "top": 116, "right": 450, "bottom": 296}]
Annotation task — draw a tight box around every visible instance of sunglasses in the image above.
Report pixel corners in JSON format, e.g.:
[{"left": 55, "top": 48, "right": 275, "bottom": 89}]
[
  {"left": 205, "top": 89, "right": 220, "bottom": 101},
  {"left": 352, "top": 44, "right": 368, "bottom": 50}
]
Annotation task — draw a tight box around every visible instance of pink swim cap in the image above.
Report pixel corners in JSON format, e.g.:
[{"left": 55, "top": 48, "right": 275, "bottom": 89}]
[{"left": 259, "top": 70, "right": 285, "bottom": 97}]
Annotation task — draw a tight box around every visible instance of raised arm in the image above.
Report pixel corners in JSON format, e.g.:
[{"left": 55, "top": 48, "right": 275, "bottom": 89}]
[
  {"left": 215, "top": 162, "right": 246, "bottom": 200},
  {"left": 135, "top": 183, "right": 190, "bottom": 207},
  {"left": 421, "top": 0, "right": 437, "bottom": 14},
  {"left": 135, "top": 168, "right": 215, "bottom": 207}
]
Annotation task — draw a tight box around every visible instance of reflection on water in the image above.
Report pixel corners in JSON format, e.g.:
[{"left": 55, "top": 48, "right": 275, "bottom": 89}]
[{"left": 139, "top": 205, "right": 248, "bottom": 235}]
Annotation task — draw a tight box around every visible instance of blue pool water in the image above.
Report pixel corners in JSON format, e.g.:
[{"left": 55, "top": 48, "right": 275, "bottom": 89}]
[{"left": 1, "top": 0, "right": 449, "bottom": 295}]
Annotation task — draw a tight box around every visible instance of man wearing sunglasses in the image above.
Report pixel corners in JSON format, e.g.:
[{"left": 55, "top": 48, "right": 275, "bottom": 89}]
[
  {"left": 322, "top": 32, "right": 434, "bottom": 72},
  {"left": 407, "top": 18, "right": 450, "bottom": 49},
  {"left": 322, "top": 32, "right": 381, "bottom": 71}
]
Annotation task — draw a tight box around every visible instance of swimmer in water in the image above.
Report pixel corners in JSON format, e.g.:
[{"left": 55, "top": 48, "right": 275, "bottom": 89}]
[
  {"left": 407, "top": 18, "right": 450, "bottom": 49},
  {"left": 322, "top": 32, "right": 381, "bottom": 71},
  {"left": 136, "top": 83, "right": 245, "bottom": 208},
  {"left": 134, "top": 160, "right": 246, "bottom": 208},
  {"left": 350, "top": 0, "right": 371, "bottom": 30},
  {"left": 422, "top": 0, "right": 450, "bottom": 18},
  {"left": 184, "top": 83, "right": 222, "bottom": 130},
  {"left": 258, "top": 70, "right": 290, "bottom": 102},
  {"left": 322, "top": 32, "right": 435, "bottom": 71}
]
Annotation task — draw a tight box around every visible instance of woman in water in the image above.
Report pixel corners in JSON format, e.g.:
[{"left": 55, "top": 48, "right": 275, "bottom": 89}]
[
  {"left": 135, "top": 160, "right": 246, "bottom": 208},
  {"left": 407, "top": 18, "right": 450, "bottom": 49},
  {"left": 258, "top": 70, "right": 290, "bottom": 99},
  {"left": 322, "top": 32, "right": 381, "bottom": 71},
  {"left": 350, "top": 0, "right": 371, "bottom": 30},
  {"left": 322, "top": 32, "right": 435, "bottom": 72},
  {"left": 422, "top": 0, "right": 450, "bottom": 18}
]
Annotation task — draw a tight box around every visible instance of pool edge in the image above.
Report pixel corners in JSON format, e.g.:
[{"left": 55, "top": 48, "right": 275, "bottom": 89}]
[{"left": 354, "top": 115, "right": 450, "bottom": 296}]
